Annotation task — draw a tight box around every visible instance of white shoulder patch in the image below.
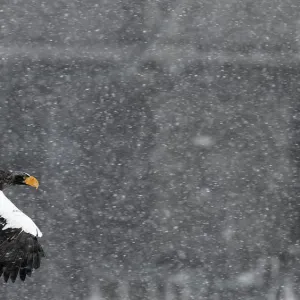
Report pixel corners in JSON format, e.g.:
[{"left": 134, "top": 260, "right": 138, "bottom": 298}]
[{"left": 0, "top": 191, "right": 42, "bottom": 237}]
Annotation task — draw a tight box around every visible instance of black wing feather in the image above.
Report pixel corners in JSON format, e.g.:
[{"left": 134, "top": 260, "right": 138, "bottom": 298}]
[
  {"left": 10, "top": 268, "right": 18, "bottom": 283},
  {"left": 33, "top": 253, "right": 39, "bottom": 269},
  {"left": 0, "top": 217, "right": 44, "bottom": 282},
  {"left": 19, "top": 268, "right": 26, "bottom": 281},
  {"left": 3, "top": 269, "right": 9, "bottom": 282}
]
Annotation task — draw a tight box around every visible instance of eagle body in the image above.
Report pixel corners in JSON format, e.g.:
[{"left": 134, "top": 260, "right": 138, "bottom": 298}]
[{"left": 0, "top": 170, "right": 44, "bottom": 282}]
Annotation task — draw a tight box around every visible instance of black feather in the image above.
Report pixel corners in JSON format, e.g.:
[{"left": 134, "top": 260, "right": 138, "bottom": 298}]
[
  {"left": 27, "top": 253, "right": 33, "bottom": 269},
  {"left": 3, "top": 269, "right": 9, "bottom": 283},
  {"left": 19, "top": 268, "right": 26, "bottom": 281},
  {"left": 10, "top": 268, "right": 18, "bottom": 283},
  {"left": 0, "top": 264, "right": 3, "bottom": 277},
  {"left": 26, "top": 268, "right": 32, "bottom": 277},
  {"left": 0, "top": 229, "right": 45, "bottom": 282},
  {"left": 32, "top": 253, "right": 39, "bottom": 269}
]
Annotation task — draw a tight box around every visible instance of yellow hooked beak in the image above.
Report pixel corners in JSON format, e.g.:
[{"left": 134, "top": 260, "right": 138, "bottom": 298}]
[{"left": 24, "top": 176, "right": 39, "bottom": 189}]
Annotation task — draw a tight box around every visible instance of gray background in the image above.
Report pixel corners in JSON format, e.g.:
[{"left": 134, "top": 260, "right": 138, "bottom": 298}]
[{"left": 1, "top": 0, "right": 300, "bottom": 299}]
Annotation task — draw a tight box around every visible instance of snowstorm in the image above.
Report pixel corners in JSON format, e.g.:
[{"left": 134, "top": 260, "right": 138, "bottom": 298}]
[{"left": 0, "top": 0, "right": 299, "bottom": 299}]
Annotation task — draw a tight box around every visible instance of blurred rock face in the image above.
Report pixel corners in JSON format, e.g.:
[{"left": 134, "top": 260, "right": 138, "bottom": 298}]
[{"left": 0, "top": 0, "right": 300, "bottom": 299}]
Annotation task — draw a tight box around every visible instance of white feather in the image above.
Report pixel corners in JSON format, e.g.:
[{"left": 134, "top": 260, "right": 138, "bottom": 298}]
[{"left": 0, "top": 191, "right": 42, "bottom": 237}]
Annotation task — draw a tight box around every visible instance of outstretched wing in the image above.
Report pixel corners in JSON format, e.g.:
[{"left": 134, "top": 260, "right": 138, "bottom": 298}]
[{"left": 0, "top": 218, "right": 45, "bottom": 282}]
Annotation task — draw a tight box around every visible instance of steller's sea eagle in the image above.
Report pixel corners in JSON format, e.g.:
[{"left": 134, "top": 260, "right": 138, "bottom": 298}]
[{"left": 0, "top": 170, "right": 44, "bottom": 282}]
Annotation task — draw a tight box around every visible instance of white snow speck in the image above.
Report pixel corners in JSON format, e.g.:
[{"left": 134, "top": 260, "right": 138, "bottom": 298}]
[{"left": 192, "top": 135, "right": 215, "bottom": 148}]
